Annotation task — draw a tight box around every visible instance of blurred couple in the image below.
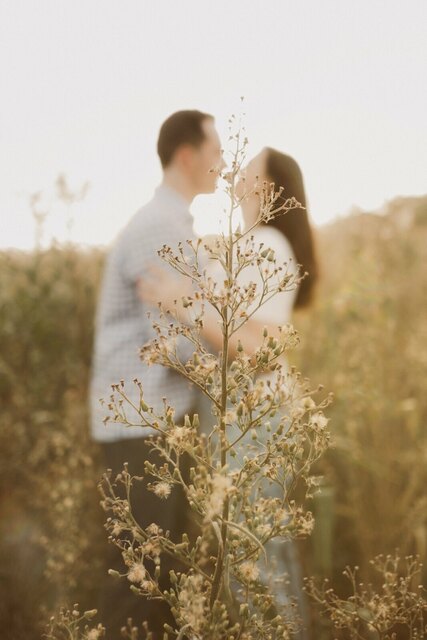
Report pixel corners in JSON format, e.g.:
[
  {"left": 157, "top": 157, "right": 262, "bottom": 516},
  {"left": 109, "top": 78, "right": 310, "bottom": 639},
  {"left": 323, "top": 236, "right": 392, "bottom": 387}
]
[{"left": 90, "top": 110, "right": 318, "bottom": 638}]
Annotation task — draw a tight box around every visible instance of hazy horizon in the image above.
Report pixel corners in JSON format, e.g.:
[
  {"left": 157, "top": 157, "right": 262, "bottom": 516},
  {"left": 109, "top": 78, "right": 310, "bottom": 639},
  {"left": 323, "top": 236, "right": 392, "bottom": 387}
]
[{"left": 1, "top": 0, "right": 426, "bottom": 249}]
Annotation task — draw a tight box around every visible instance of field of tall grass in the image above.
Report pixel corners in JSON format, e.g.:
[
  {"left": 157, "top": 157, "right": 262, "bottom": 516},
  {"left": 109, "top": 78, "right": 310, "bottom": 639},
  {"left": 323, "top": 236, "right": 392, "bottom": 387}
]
[
  {"left": 1, "top": 195, "right": 426, "bottom": 638},
  {"left": 294, "top": 197, "right": 427, "bottom": 594}
]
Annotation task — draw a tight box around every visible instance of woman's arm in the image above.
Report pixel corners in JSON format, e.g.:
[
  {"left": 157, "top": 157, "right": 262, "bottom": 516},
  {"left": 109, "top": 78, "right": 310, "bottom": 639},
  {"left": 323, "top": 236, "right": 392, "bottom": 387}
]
[
  {"left": 137, "top": 267, "right": 285, "bottom": 359},
  {"left": 201, "top": 304, "right": 281, "bottom": 358}
]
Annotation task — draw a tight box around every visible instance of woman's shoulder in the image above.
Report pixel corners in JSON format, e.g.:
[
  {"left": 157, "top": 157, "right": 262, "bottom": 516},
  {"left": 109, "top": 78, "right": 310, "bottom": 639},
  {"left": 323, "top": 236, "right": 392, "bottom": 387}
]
[{"left": 252, "top": 224, "right": 294, "bottom": 258}]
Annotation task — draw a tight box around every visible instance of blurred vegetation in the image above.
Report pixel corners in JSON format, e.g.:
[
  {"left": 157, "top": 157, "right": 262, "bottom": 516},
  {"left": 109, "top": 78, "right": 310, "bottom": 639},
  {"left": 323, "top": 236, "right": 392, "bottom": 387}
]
[
  {"left": 0, "top": 245, "right": 105, "bottom": 638},
  {"left": 0, "top": 194, "right": 426, "bottom": 638},
  {"left": 294, "top": 195, "right": 427, "bottom": 597}
]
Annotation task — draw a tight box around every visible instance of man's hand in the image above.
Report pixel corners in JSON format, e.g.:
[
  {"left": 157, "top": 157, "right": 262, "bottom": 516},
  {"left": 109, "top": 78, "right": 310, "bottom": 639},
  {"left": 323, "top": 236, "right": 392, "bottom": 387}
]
[{"left": 136, "top": 265, "right": 193, "bottom": 312}]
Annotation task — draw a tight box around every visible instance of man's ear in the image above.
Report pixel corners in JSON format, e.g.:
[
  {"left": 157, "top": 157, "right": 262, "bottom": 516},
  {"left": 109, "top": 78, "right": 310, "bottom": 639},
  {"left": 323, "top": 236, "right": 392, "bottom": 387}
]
[{"left": 175, "top": 144, "right": 195, "bottom": 170}]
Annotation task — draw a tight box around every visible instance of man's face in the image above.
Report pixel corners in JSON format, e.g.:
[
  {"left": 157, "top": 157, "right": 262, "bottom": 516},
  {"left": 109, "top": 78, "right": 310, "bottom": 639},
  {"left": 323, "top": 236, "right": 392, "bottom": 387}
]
[{"left": 191, "top": 119, "right": 225, "bottom": 194}]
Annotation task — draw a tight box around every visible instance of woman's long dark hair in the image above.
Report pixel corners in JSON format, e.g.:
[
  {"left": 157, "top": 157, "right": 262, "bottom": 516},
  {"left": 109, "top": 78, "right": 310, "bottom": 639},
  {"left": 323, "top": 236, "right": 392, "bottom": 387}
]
[{"left": 264, "top": 147, "right": 318, "bottom": 308}]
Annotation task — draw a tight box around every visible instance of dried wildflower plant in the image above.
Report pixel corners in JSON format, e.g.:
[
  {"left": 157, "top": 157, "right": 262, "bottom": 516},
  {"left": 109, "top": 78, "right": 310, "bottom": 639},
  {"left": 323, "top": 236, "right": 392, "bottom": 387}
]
[
  {"left": 97, "top": 117, "right": 332, "bottom": 639},
  {"left": 305, "top": 553, "right": 427, "bottom": 639},
  {"left": 45, "top": 604, "right": 105, "bottom": 640}
]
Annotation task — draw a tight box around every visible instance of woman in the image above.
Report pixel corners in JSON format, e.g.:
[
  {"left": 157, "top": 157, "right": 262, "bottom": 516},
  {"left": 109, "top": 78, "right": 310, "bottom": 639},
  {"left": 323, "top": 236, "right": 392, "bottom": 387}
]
[
  {"left": 224, "top": 146, "right": 317, "bottom": 353},
  {"left": 237, "top": 146, "right": 317, "bottom": 312},
  {"left": 139, "top": 147, "right": 317, "bottom": 635},
  {"left": 234, "top": 148, "right": 317, "bottom": 634}
]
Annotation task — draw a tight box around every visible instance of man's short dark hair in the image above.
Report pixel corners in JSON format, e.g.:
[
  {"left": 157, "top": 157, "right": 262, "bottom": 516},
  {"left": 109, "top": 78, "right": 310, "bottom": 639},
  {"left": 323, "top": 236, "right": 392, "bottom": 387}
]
[{"left": 157, "top": 110, "right": 214, "bottom": 169}]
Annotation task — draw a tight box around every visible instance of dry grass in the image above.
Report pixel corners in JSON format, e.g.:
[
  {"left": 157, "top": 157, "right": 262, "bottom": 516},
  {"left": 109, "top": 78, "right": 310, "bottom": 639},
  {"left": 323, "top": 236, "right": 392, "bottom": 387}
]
[
  {"left": 0, "top": 195, "right": 426, "bottom": 637},
  {"left": 294, "top": 196, "right": 427, "bottom": 589}
]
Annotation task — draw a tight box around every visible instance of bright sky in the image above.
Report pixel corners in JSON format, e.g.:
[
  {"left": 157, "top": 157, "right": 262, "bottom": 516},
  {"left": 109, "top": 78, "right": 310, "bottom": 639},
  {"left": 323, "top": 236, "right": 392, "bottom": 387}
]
[{"left": 1, "top": 0, "right": 426, "bottom": 249}]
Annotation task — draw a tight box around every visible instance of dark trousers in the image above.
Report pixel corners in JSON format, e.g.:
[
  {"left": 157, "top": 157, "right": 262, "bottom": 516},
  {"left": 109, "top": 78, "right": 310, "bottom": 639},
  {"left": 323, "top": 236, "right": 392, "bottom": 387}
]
[{"left": 96, "top": 436, "right": 193, "bottom": 640}]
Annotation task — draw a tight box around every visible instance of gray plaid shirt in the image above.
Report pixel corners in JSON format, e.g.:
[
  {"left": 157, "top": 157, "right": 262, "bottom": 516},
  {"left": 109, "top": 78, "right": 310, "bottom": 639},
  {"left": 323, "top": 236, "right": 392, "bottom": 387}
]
[{"left": 90, "top": 183, "right": 197, "bottom": 442}]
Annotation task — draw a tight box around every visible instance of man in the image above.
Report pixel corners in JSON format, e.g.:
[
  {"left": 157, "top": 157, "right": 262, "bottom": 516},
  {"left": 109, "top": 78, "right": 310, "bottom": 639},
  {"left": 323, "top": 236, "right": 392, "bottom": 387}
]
[{"left": 90, "top": 110, "right": 225, "bottom": 637}]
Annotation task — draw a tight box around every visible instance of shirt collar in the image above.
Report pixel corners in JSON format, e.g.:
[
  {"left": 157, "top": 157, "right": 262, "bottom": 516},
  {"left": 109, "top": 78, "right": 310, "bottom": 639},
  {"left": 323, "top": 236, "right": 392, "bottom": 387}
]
[{"left": 154, "top": 182, "right": 192, "bottom": 213}]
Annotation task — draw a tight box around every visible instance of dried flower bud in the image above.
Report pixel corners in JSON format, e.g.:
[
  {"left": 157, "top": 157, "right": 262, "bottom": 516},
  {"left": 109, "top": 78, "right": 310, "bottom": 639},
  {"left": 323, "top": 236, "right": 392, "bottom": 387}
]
[
  {"left": 108, "top": 569, "right": 121, "bottom": 578},
  {"left": 152, "top": 481, "right": 172, "bottom": 499},
  {"left": 84, "top": 609, "right": 98, "bottom": 620}
]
